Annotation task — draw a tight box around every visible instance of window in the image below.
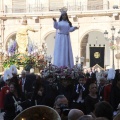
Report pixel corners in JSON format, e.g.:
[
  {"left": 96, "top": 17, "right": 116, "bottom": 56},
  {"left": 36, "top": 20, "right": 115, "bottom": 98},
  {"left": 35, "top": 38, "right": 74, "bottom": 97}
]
[
  {"left": 12, "top": 0, "right": 26, "bottom": 13},
  {"left": 49, "top": 0, "right": 63, "bottom": 11},
  {"left": 87, "top": 0, "right": 103, "bottom": 10}
]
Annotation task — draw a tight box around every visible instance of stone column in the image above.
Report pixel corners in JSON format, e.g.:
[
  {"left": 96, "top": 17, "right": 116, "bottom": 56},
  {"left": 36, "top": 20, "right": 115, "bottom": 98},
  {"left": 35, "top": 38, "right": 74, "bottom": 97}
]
[
  {"left": 0, "top": 20, "right": 5, "bottom": 73},
  {"left": 0, "top": 36, "right": 3, "bottom": 73}
]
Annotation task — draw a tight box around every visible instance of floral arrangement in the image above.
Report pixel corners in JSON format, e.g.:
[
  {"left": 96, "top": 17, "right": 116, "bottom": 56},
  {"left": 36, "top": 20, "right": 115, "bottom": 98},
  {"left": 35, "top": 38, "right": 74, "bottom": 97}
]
[
  {"left": 3, "top": 54, "right": 36, "bottom": 69},
  {"left": 4, "top": 39, "right": 47, "bottom": 70},
  {"left": 41, "top": 65, "right": 82, "bottom": 80}
]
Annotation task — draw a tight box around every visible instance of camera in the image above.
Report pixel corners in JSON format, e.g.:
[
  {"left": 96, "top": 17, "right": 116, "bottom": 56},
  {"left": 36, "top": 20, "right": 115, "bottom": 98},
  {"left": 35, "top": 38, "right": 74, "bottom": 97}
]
[{"left": 59, "top": 104, "right": 70, "bottom": 116}]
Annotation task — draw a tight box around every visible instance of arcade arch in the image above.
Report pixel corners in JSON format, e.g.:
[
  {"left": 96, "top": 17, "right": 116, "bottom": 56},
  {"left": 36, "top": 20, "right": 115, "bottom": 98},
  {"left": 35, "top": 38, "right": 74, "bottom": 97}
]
[
  {"left": 4, "top": 32, "right": 17, "bottom": 51},
  {"left": 80, "top": 31, "right": 110, "bottom": 68}
]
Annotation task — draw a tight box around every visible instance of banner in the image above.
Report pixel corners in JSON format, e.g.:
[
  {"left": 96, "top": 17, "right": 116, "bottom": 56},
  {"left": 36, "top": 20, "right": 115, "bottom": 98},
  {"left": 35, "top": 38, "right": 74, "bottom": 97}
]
[{"left": 90, "top": 47, "right": 105, "bottom": 68}]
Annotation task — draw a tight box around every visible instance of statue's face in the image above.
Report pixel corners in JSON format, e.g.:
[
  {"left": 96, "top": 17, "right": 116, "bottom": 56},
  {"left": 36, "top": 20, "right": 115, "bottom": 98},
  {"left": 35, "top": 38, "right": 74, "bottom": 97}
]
[{"left": 62, "top": 13, "right": 67, "bottom": 21}]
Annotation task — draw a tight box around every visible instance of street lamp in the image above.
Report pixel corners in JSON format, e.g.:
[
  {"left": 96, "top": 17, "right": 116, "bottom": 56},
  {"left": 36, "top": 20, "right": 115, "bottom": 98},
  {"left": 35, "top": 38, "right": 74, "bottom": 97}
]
[
  {"left": 80, "top": 57, "right": 84, "bottom": 71},
  {"left": 75, "top": 56, "right": 79, "bottom": 66},
  {"left": 104, "top": 26, "right": 120, "bottom": 69}
]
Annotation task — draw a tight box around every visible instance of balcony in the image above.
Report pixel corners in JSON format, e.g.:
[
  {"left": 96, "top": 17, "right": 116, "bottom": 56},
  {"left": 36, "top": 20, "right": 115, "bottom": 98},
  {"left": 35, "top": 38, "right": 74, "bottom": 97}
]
[
  {"left": 0, "top": 2, "right": 120, "bottom": 18},
  {"left": 3, "top": 2, "right": 108, "bottom": 13}
]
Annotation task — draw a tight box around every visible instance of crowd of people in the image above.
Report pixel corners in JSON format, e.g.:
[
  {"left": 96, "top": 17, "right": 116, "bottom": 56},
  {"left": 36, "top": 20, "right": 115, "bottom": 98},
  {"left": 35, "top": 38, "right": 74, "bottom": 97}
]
[{"left": 0, "top": 64, "right": 120, "bottom": 120}]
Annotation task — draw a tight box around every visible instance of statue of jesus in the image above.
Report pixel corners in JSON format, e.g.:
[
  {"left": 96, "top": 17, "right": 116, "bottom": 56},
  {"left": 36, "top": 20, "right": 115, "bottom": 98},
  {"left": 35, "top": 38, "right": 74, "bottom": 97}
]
[{"left": 16, "top": 19, "right": 38, "bottom": 54}]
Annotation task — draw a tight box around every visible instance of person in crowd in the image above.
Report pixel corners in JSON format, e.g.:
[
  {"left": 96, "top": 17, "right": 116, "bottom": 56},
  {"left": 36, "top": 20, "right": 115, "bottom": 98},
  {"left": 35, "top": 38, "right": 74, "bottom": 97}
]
[
  {"left": 9, "top": 65, "right": 18, "bottom": 76},
  {"left": 95, "top": 117, "right": 109, "bottom": 120},
  {"left": 31, "top": 76, "right": 45, "bottom": 106},
  {"left": 4, "top": 82, "right": 24, "bottom": 120},
  {"left": 9, "top": 65, "right": 22, "bottom": 97},
  {"left": 58, "top": 75, "right": 74, "bottom": 104},
  {"left": 90, "top": 67, "right": 96, "bottom": 80},
  {"left": 53, "top": 7, "right": 78, "bottom": 68},
  {"left": 85, "top": 83, "right": 99, "bottom": 114},
  {"left": 24, "top": 68, "right": 36, "bottom": 99},
  {"left": 78, "top": 115, "right": 94, "bottom": 120},
  {"left": 19, "top": 70, "right": 27, "bottom": 93},
  {"left": 96, "top": 68, "right": 102, "bottom": 85},
  {"left": 104, "top": 79, "right": 112, "bottom": 103},
  {"left": 42, "top": 74, "right": 59, "bottom": 107},
  {"left": 53, "top": 95, "right": 69, "bottom": 120},
  {"left": 107, "top": 68, "right": 116, "bottom": 81},
  {"left": 71, "top": 75, "right": 87, "bottom": 113},
  {"left": 0, "top": 77, "right": 5, "bottom": 90},
  {"left": 16, "top": 18, "right": 38, "bottom": 54},
  {"left": 110, "top": 73, "right": 120, "bottom": 113},
  {"left": 0, "top": 69, "right": 12, "bottom": 111},
  {"left": 94, "top": 101, "right": 113, "bottom": 120},
  {"left": 83, "top": 68, "right": 90, "bottom": 78},
  {"left": 98, "top": 77, "right": 106, "bottom": 101},
  {"left": 68, "top": 109, "right": 84, "bottom": 120}
]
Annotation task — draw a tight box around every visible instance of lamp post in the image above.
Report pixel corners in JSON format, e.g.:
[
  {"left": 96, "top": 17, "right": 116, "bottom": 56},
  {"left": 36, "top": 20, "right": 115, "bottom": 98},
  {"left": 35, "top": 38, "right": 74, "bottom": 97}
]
[
  {"left": 75, "top": 56, "right": 79, "bottom": 67},
  {"left": 80, "top": 57, "right": 84, "bottom": 71},
  {"left": 104, "top": 26, "right": 120, "bottom": 69}
]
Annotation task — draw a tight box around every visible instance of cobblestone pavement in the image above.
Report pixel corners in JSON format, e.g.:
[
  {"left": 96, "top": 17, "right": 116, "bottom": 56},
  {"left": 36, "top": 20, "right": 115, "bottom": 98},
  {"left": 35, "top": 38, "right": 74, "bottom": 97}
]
[{"left": 0, "top": 112, "right": 4, "bottom": 120}]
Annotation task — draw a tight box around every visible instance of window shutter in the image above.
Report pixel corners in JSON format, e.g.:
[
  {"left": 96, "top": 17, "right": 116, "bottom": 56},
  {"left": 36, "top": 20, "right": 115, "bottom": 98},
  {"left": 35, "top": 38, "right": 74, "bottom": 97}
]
[
  {"left": 49, "top": 0, "right": 63, "bottom": 11},
  {"left": 87, "top": 0, "right": 103, "bottom": 10},
  {"left": 12, "top": 0, "right": 26, "bottom": 13}
]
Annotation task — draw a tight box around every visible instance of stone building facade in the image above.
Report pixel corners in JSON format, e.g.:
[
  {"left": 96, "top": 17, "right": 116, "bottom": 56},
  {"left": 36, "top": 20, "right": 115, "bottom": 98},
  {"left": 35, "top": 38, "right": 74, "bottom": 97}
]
[{"left": 0, "top": 0, "right": 120, "bottom": 73}]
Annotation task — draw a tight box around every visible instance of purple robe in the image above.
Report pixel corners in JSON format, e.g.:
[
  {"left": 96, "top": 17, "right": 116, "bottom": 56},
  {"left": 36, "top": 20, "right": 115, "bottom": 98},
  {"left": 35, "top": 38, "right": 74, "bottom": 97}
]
[{"left": 53, "top": 20, "right": 75, "bottom": 68}]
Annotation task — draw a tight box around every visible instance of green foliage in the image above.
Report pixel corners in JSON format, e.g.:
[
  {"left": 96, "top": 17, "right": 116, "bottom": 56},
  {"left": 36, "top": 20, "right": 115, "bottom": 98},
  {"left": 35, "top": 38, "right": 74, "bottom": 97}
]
[{"left": 3, "top": 54, "right": 36, "bottom": 69}]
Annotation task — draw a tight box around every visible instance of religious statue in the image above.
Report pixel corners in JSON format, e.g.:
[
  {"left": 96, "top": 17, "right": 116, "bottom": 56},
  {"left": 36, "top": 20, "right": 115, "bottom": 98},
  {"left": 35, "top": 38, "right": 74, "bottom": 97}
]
[{"left": 16, "top": 18, "right": 38, "bottom": 54}]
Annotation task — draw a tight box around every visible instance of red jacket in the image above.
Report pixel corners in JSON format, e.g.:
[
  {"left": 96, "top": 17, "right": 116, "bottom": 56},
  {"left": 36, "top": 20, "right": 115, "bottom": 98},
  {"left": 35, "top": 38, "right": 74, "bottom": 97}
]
[
  {"left": 0, "top": 85, "right": 10, "bottom": 109},
  {"left": 104, "top": 83, "right": 112, "bottom": 103}
]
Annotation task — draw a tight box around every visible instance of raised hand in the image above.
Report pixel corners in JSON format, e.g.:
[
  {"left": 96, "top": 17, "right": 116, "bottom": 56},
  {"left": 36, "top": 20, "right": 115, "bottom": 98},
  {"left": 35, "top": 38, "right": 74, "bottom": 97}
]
[
  {"left": 34, "top": 30, "right": 38, "bottom": 32},
  {"left": 74, "top": 26, "right": 79, "bottom": 29},
  {"left": 53, "top": 18, "right": 56, "bottom": 22}
]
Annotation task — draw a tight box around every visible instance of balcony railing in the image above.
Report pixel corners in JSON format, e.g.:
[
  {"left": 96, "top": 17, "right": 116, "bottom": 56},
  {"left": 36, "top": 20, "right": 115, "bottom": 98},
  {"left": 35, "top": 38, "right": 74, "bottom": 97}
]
[{"left": 2, "top": 2, "right": 111, "bottom": 14}]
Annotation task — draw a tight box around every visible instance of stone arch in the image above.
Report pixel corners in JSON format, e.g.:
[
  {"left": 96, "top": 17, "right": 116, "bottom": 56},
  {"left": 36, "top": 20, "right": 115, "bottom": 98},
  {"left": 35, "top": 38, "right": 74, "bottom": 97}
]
[
  {"left": 79, "top": 29, "right": 104, "bottom": 44},
  {"left": 4, "top": 31, "right": 17, "bottom": 50},
  {"left": 79, "top": 29, "right": 108, "bottom": 67},
  {"left": 41, "top": 30, "right": 56, "bottom": 63},
  {"left": 41, "top": 30, "right": 56, "bottom": 42}
]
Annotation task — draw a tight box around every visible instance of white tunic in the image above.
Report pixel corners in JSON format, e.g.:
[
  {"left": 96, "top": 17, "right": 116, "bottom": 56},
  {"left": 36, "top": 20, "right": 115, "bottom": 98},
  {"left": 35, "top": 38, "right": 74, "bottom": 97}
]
[{"left": 53, "top": 20, "right": 75, "bottom": 68}]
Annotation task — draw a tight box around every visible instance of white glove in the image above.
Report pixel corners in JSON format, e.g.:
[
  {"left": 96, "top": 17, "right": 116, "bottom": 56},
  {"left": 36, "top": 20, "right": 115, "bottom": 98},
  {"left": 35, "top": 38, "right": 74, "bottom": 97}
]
[
  {"left": 14, "top": 102, "right": 18, "bottom": 106},
  {"left": 17, "top": 105, "right": 23, "bottom": 112},
  {"left": 17, "top": 101, "right": 21, "bottom": 104},
  {"left": 14, "top": 101, "right": 21, "bottom": 106}
]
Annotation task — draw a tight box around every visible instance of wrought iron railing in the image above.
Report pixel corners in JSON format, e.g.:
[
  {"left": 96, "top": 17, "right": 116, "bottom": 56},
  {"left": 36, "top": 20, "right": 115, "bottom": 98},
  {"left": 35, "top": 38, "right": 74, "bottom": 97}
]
[{"left": 2, "top": 2, "right": 111, "bottom": 14}]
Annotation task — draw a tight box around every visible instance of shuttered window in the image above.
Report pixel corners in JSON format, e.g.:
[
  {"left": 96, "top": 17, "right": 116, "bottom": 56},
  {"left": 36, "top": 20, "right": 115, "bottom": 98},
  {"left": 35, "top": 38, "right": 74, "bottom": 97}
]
[
  {"left": 87, "top": 0, "right": 103, "bottom": 10},
  {"left": 12, "top": 0, "right": 26, "bottom": 13}
]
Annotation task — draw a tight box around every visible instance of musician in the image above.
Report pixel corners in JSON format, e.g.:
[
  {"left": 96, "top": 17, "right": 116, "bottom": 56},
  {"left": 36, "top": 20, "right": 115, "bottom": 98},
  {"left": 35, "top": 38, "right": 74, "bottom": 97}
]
[
  {"left": 54, "top": 95, "right": 69, "bottom": 120},
  {"left": 71, "top": 75, "right": 87, "bottom": 114},
  {"left": 31, "top": 76, "right": 45, "bottom": 106},
  {"left": 4, "top": 82, "right": 24, "bottom": 120}
]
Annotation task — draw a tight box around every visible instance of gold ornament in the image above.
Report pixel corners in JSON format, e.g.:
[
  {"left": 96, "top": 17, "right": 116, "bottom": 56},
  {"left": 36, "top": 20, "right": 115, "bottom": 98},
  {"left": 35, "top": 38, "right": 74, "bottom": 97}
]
[{"left": 94, "top": 52, "right": 100, "bottom": 58}]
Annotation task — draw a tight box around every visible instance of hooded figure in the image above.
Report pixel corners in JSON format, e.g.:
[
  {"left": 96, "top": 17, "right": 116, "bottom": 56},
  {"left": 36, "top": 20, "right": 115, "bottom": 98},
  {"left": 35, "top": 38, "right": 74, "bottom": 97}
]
[
  {"left": 10, "top": 65, "right": 18, "bottom": 76},
  {"left": 107, "top": 68, "right": 116, "bottom": 81}
]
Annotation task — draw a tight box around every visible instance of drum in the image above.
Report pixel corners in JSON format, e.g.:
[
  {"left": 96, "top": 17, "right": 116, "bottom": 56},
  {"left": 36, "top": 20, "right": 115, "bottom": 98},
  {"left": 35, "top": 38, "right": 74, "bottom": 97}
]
[{"left": 14, "top": 105, "right": 61, "bottom": 120}]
